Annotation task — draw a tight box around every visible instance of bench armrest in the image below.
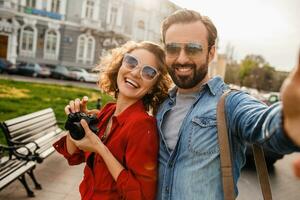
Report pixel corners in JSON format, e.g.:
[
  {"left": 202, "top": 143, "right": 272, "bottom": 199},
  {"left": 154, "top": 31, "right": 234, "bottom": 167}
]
[
  {"left": 9, "top": 139, "right": 40, "bottom": 151},
  {"left": 1, "top": 142, "right": 42, "bottom": 162},
  {"left": 0, "top": 144, "right": 31, "bottom": 157}
]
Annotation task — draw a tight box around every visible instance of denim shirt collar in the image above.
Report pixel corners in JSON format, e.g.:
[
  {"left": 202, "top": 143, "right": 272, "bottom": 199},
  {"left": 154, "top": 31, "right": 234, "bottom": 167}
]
[{"left": 168, "top": 76, "right": 224, "bottom": 101}]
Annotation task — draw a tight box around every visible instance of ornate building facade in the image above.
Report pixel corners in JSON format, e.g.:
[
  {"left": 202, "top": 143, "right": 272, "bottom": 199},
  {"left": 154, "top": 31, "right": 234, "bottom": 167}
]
[{"left": 0, "top": 0, "right": 179, "bottom": 69}]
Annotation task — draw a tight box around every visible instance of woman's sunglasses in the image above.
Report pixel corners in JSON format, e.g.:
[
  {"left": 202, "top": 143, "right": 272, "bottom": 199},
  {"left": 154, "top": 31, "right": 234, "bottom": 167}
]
[
  {"left": 122, "top": 53, "right": 160, "bottom": 81},
  {"left": 164, "top": 42, "right": 203, "bottom": 58}
]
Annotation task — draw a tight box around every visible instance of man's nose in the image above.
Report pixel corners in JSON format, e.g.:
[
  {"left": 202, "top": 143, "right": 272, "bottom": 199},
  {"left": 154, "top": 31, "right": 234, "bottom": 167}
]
[{"left": 176, "top": 49, "right": 190, "bottom": 64}]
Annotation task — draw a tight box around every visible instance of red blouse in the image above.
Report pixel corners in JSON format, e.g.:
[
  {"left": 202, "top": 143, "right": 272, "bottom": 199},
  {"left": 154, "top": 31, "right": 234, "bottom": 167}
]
[{"left": 53, "top": 100, "right": 158, "bottom": 200}]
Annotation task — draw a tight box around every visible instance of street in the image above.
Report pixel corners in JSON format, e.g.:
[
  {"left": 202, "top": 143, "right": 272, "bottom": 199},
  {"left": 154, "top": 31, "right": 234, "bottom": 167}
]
[
  {"left": 238, "top": 153, "right": 300, "bottom": 200},
  {"left": 0, "top": 74, "right": 100, "bottom": 90}
]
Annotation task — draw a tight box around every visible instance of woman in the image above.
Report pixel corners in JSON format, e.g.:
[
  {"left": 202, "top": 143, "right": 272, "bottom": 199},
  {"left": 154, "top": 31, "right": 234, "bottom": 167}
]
[{"left": 53, "top": 41, "right": 171, "bottom": 200}]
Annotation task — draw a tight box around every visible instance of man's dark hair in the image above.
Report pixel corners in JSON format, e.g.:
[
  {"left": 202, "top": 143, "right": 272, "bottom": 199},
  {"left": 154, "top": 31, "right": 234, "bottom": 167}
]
[{"left": 161, "top": 9, "right": 218, "bottom": 50}]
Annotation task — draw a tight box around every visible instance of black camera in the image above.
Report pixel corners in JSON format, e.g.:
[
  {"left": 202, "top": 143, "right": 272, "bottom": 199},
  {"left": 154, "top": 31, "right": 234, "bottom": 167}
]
[{"left": 65, "top": 112, "right": 99, "bottom": 140}]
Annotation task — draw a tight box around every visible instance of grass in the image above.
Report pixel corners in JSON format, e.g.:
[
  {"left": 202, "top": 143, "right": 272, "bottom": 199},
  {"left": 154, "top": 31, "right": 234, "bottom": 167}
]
[{"left": 0, "top": 79, "right": 114, "bottom": 145}]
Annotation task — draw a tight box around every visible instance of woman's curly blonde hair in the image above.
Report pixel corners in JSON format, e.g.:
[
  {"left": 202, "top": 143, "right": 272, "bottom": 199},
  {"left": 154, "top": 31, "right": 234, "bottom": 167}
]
[{"left": 94, "top": 41, "right": 172, "bottom": 115}]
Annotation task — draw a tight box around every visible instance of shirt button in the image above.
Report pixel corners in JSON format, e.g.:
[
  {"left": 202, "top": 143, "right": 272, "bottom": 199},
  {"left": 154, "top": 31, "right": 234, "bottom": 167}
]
[{"left": 165, "top": 186, "right": 169, "bottom": 193}]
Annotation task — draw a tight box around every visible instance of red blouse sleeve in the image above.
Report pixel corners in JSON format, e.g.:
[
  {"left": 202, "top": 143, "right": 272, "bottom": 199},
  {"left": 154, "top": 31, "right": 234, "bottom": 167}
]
[
  {"left": 116, "top": 117, "right": 158, "bottom": 200},
  {"left": 53, "top": 103, "right": 115, "bottom": 165},
  {"left": 53, "top": 135, "right": 85, "bottom": 165}
]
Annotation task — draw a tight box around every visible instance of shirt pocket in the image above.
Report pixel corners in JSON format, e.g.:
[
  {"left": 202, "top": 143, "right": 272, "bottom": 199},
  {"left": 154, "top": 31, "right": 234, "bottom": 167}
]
[{"left": 188, "top": 116, "right": 219, "bottom": 155}]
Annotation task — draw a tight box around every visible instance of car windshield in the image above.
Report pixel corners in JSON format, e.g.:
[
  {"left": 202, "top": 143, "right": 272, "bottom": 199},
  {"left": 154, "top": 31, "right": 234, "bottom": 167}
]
[{"left": 68, "top": 67, "right": 81, "bottom": 72}]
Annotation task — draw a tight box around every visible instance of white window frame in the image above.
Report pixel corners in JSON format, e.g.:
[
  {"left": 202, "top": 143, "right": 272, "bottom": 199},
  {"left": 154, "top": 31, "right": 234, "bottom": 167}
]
[
  {"left": 81, "top": 0, "right": 99, "bottom": 20},
  {"left": 26, "top": 0, "right": 36, "bottom": 7},
  {"left": 51, "top": 0, "right": 60, "bottom": 13},
  {"left": 76, "top": 34, "right": 95, "bottom": 64},
  {"left": 134, "top": 19, "right": 146, "bottom": 41},
  {"left": 41, "top": 0, "right": 48, "bottom": 11},
  {"left": 19, "top": 25, "right": 37, "bottom": 57},
  {"left": 106, "top": 1, "right": 123, "bottom": 26},
  {"left": 44, "top": 29, "right": 60, "bottom": 60},
  {"left": 77, "top": 35, "right": 86, "bottom": 63},
  {"left": 85, "top": 0, "right": 94, "bottom": 19}
]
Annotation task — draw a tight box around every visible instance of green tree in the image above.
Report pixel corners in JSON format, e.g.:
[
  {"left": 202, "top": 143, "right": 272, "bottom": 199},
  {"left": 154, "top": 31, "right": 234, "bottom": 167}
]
[{"left": 239, "top": 55, "right": 268, "bottom": 86}]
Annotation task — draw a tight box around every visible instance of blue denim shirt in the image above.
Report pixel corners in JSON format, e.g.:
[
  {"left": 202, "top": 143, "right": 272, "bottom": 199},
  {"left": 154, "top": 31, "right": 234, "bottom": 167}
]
[{"left": 156, "top": 76, "right": 300, "bottom": 200}]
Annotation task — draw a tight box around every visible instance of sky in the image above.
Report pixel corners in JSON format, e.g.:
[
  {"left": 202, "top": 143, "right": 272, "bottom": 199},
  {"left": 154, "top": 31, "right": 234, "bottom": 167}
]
[{"left": 170, "top": 0, "right": 300, "bottom": 71}]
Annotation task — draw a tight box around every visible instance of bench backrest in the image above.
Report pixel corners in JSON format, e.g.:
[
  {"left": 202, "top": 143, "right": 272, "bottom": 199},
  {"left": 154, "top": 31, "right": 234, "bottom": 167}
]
[{"left": 1, "top": 108, "right": 59, "bottom": 146}]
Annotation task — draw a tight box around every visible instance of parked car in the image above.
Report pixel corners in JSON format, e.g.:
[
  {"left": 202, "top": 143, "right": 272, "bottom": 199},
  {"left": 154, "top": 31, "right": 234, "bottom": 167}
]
[
  {"left": 0, "top": 58, "right": 17, "bottom": 74},
  {"left": 68, "top": 67, "right": 98, "bottom": 82},
  {"left": 267, "top": 93, "right": 280, "bottom": 105},
  {"left": 16, "top": 63, "right": 51, "bottom": 78},
  {"left": 51, "top": 65, "right": 77, "bottom": 80}
]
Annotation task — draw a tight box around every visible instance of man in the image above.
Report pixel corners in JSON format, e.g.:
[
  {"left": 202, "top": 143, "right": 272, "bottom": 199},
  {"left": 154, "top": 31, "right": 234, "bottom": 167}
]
[{"left": 156, "top": 9, "right": 300, "bottom": 200}]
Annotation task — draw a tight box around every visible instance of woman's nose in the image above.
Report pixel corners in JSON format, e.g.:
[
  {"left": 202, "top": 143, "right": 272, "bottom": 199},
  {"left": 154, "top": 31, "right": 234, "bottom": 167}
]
[{"left": 130, "top": 66, "right": 141, "bottom": 78}]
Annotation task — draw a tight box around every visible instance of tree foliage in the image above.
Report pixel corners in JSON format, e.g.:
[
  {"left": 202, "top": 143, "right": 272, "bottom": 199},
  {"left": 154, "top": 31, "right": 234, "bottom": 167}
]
[{"left": 225, "top": 54, "right": 288, "bottom": 92}]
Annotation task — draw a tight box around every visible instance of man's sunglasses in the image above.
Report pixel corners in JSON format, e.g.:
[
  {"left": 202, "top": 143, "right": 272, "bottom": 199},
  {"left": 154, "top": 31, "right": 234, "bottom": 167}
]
[
  {"left": 164, "top": 42, "right": 203, "bottom": 58},
  {"left": 122, "top": 53, "right": 160, "bottom": 81}
]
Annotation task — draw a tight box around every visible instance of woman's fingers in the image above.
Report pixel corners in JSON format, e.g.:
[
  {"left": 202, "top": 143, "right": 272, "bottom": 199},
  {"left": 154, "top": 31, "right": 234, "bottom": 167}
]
[
  {"left": 74, "top": 98, "right": 81, "bottom": 112},
  {"left": 66, "top": 96, "right": 89, "bottom": 115},
  {"left": 69, "top": 100, "right": 75, "bottom": 113},
  {"left": 64, "top": 105, "right": 71, "bottom": 115},
  {"left": 81, "top": 96, "right": 89, "bottom": 113}
]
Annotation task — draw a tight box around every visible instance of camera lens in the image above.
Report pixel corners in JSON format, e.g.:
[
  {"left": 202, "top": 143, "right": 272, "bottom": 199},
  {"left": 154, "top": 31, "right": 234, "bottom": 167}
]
[
  {"left": 69, "top": 122, "right": 85, "bottom": 140},
  {"left": 65, "top": 112, "right": 99, "bottom": 140}
]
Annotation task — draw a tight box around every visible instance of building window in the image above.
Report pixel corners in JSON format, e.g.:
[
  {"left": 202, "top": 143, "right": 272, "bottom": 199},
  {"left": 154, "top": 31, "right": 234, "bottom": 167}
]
[
  {"left": 44, "top": 29, "right": 60, "bottom": 60},
  {"left": 137, "top": 20, "right": 145, "bottom": 29},
  {"left": 51, "top": 0, "right": 60, "bottom": 13},
  {"left": 85, "top": 0, "right": 95, "bottom": 19},
  {"left": 135, "top": 20, "right": 146, "bottom": 41},
  {"left": 20, "top": 26, "right": 37, "bottom": 57},
  {"left": 42, "top": 0, "right": 47, "bottom": 10},
  {"left": 110, "top": 7, "right": 118, "bottom": 26},
  {"left": 86, "top": 37, "right": 94, "bottom": 62},
  {"left": 77, "top": 36, "right": 85, "bottom": 61},
  {"left": 76, "top": 34, "right": 95, "bottom": 64},
  {"left": 26, "top": 0, "right": 36, "bottom": 8}
]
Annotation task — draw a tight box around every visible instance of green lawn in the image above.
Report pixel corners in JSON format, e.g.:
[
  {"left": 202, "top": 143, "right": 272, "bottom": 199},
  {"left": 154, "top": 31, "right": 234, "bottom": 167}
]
[{"left": 0, "top": 79, "right": 114, "bottom": 144}]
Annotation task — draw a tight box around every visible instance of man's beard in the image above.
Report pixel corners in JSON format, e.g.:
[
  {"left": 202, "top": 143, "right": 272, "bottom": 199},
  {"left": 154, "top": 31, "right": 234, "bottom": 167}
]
[{"left": 167, "top": 60, "right": 209, "bottom": 89}]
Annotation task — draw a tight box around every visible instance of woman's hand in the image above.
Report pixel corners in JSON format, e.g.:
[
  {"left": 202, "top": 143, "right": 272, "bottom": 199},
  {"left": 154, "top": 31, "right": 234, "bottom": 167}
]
[
  {"left": 64, "top": 96, "right": 99, "bottom": 115},
  {"left": 64, "top": 96, "right": 99, "bottom": 154},
  {"left": 69, "top": 119, "right": 104, "bottom": 153}
]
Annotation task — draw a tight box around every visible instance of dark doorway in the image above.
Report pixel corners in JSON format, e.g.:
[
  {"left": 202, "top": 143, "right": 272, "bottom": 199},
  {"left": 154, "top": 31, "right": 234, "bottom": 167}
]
[{"left": 0, "top": 35, "right": 8, "bottom": 59}]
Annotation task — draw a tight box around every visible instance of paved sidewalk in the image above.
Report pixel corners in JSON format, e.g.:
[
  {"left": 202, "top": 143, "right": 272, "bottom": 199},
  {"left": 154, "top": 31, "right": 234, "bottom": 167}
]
[
  {"left": 1, "top": 151, "right": 300, "bottom": 199},
  {"left": 0, "top": 152, "right": 84, "bottom": 200}
]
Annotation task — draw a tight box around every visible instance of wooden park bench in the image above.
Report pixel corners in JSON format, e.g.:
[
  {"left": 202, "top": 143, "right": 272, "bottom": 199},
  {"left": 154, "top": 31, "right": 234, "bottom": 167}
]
[
  {"left": 0, "top": 144, "right": 40, "bottom": 197},
  {"left": 0, "top": 108, "right": 66, "bottom": 163}
]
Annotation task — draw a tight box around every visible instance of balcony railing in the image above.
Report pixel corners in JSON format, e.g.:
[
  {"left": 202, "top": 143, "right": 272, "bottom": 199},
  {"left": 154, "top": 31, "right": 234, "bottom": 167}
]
[
  {"left": 0, "top": 0, "right": 64, "bottom": 20},
  {"left": 0, "top": 0, "right": 18, "bottom": 18},
  {"left": 106, "top": 24, "right": 124, "bottom": 34},
  {"left": 80, "top": 18, "right": 102, "bottom": 30},
  {"left": 25, "top": 8, "right": 62, "bottom": 20}
]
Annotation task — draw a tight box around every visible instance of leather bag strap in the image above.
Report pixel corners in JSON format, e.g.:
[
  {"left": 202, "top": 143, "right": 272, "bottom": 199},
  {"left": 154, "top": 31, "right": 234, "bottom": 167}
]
[
  {"left": 217, "top": 90, "right": 236, "bottom": 200},
  {"left": 217, "top": 90, "right": 272, "bottom": 200},
  {"left": 252, "top": 144, "right": 273, "bottom": 200}
]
